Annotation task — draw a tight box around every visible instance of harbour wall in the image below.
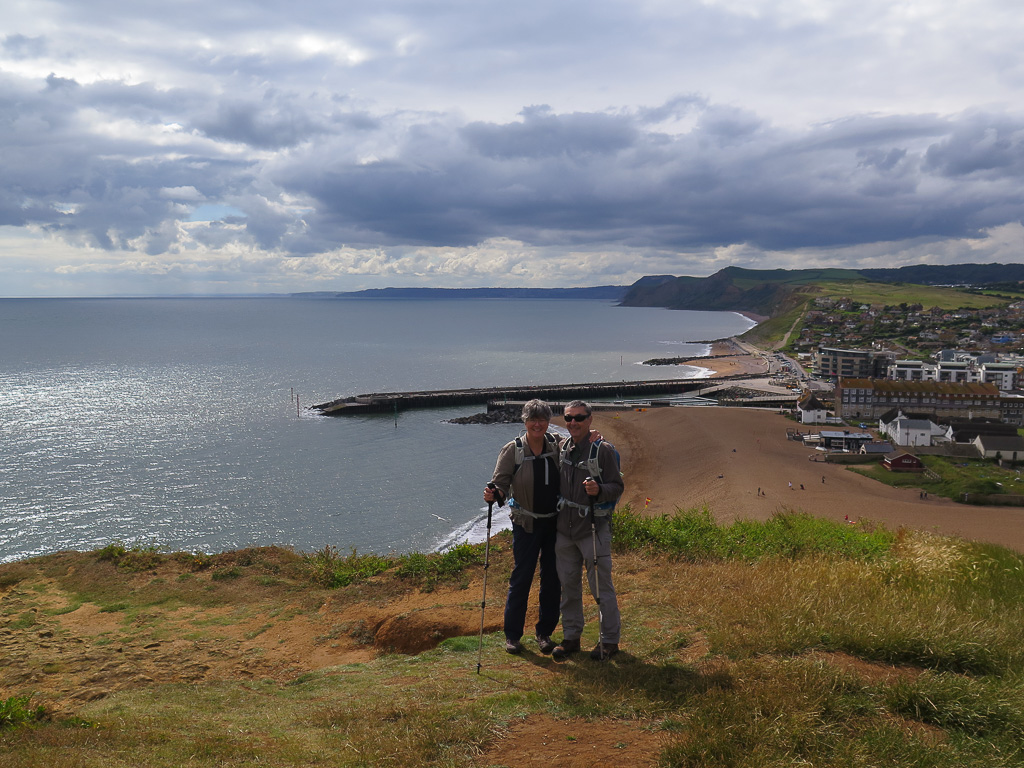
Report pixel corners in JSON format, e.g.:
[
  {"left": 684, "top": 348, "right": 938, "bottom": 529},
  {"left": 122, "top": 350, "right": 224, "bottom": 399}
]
[{"left": 312, "top": 374, "right": 766, "bottom": 415}]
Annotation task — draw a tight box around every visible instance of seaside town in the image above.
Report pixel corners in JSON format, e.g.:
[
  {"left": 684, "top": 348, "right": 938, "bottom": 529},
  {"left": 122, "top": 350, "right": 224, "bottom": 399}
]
[{"left": 726, "top": 293, "right": 1024, "bottom": 507}]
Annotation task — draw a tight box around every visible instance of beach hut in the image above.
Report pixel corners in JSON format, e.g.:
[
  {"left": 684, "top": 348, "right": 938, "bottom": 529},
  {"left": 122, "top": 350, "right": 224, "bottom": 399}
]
[{"left": 882, "top": 451, "right": 925, "bottom": 472}]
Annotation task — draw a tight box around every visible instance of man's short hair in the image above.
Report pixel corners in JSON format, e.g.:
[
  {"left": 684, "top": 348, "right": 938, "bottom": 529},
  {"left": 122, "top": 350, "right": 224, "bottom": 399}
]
[
  {"left": 564, "top": 400, "right": 592, "bottom": 416},
  {"left": 522, "top": 399, "right": 553, "bottom": 422}
]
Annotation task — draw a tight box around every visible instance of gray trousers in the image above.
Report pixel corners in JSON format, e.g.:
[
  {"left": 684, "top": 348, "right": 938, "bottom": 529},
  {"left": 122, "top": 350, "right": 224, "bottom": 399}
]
[{"left": 555, "top": 526, "right": 621, "bottom": 644}]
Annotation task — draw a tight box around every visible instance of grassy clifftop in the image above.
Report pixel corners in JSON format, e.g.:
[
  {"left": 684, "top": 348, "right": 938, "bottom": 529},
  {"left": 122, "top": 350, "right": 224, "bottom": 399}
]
[
  {"left": 620, "top": 266, "right": 1011, "bottom": 336},
  {"left": 3, "top": 508, "right": 1024, "bottom": 767}
]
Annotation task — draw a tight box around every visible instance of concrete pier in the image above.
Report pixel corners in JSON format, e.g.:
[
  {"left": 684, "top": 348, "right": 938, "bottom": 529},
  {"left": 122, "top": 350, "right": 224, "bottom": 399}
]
[{"left": 312, "top": 374, "right": 765, "bottom": 415}]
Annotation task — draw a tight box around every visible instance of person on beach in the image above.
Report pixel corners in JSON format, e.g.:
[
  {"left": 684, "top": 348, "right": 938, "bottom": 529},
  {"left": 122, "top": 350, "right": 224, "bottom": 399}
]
[
  {"left": 483, "top": 399, "right": 564, "bottom": 655},
  {"left": 552, "top": 400, "right": 624, "bottom": 661}
]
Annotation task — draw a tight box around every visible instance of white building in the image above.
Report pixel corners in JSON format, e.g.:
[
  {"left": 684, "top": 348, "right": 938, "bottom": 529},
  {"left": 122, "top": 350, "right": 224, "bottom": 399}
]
[
  {"left": 796, "top": 392, "right": 828, "bottom": 424},
  {"left": 880, "top": 411, "right": 946, "bottom": 447},
  {"left": 888, "top": 359, "right": 1021, "bottom": 391}
]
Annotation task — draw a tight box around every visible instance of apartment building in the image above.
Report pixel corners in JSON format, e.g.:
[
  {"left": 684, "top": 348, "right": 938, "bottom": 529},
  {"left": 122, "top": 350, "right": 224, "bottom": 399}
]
[
  {"left": 813, "top": 346, "right": 892, "bottom": 379},
  {"left": 836, "top": 379, "right": 1001, "bottom": 421}
]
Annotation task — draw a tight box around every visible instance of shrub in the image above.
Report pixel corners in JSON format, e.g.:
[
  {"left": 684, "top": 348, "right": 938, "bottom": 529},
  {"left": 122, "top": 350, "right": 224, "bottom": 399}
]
[
  {"left": 394, "top": 543, "right": 481, "bottom": 590},
  {"left": 304, "top": 546, "right": 392, "bottom": 588},
  {"left": 0, "top": 695, "right": 47, "bottom": 730}
]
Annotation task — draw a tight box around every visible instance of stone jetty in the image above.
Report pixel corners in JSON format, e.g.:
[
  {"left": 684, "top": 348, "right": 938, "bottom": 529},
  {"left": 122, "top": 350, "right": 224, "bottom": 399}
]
[{"left": 312, "top": 374, "right": 763, "bottom": 415}]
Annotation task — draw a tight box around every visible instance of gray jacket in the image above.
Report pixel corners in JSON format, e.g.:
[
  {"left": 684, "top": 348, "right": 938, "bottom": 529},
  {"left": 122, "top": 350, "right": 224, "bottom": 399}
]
[
  {"left": 556, "top": 437, "right": 624, "bottom": 541},
  {"left": 489, "top": 433, "right": 564, "bottom": 533}
]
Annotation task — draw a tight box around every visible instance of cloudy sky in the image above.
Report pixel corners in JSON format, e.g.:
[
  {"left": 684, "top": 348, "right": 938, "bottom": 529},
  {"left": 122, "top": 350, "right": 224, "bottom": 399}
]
[{"left": 3, "top": 0, "right": 1024, "bottom": 296}]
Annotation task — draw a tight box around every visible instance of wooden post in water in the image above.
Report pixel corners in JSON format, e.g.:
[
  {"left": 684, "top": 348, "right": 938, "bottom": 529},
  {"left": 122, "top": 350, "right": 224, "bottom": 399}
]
[{"left": 296, "top": 394, "right": 300, "bottom": 418}]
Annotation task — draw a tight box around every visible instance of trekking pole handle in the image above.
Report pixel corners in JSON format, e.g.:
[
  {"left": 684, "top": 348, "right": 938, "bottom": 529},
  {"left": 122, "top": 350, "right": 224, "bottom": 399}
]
[{"left": 486, "top": 482, "right": 497, "bottom": 516}]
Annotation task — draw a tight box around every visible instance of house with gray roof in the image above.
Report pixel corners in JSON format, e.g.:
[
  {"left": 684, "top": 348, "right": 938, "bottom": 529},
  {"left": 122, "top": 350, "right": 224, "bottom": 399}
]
[
  {"left": 879, "top": 410, "right": 945, "bottom": 447},
  {"left": 974, "top": 434, "right": 1024, "bottom": 462}
]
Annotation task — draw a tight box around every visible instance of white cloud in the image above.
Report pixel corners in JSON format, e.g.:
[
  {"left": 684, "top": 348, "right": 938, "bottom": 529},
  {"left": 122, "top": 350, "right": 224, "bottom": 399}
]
[{"left": 3, "top": 1, "right": 1024, "bottom": 296}]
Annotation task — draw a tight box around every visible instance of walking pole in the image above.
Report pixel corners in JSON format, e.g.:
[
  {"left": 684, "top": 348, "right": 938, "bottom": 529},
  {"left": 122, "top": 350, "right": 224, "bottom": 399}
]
[
  {"left": 587, "top": 476, "right": 605, "bottom": 660},
  {"left": 476, "top": 483, "right": 496, "bottom": 674}
]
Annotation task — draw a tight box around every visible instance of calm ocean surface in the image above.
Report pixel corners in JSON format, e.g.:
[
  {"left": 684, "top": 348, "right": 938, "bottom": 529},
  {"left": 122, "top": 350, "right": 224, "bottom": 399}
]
[{"left": 0, "top": 298, "right": 753, "bottom": 563}]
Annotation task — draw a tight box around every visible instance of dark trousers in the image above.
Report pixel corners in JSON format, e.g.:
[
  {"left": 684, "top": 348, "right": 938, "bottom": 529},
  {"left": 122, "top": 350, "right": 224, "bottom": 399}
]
[{"left": 504, "top": 518, "right": 560, "bottom": 641}]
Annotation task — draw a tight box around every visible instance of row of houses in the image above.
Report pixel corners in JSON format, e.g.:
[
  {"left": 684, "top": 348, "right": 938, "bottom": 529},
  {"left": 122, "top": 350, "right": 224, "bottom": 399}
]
[
  {"left": 799, "top": 380, "right": 1024, "bottom": 428},
  {"left": 877, "top": 411, "right": 1024, "bottom": 458},
  {"left": 833, "top": 378, "right": 1024, "bottom": 423},
  {"left": 796, "top": 382, "right": 1024, "bottom": 461},
  {"left": 888, "top": 359, "right": 1019, "bottom": 390},
  {"left": 812, "top": 346, "right": 1023, "bottom": 391}
]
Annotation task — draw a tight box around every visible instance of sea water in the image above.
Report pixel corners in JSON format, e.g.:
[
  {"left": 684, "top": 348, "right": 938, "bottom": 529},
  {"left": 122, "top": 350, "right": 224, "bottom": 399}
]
[{"left": 0, "top": 297, "right": 754, "bottom": 563}]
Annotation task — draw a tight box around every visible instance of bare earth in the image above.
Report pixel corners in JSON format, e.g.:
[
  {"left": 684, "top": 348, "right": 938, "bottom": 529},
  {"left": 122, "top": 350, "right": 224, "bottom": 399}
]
[{"left": 595, "top": 406, "right": 1024, "bottom": 553}]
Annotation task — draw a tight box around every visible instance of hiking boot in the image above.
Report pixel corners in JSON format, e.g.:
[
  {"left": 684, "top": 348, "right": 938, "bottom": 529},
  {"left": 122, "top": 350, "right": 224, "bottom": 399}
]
[
  {"left": 535, "top": 634, "right": 556, "bottom": 655},
  {"left": 590, "top": 642, "right": 619, "bottom": 661},
  {"left": 505, "top": 638, "right": 523, "bottom": 654},
  {"left": 551, "top": 638, "right": 580, "bottom": 660}
]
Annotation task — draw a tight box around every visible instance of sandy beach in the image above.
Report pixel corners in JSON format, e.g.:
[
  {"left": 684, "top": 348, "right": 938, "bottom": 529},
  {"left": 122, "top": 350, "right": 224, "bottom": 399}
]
[
  {"left": 674, "top": 338, "right": 770, "bottom": 379},
  {"left": 595, "top": 406, "right": 1024, "bottom": 553}
]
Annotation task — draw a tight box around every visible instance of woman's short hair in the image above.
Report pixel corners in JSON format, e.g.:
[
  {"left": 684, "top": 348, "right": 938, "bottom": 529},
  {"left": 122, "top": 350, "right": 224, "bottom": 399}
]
[{"left": 521, "top": 399, "right": 552, "bottom": 422}]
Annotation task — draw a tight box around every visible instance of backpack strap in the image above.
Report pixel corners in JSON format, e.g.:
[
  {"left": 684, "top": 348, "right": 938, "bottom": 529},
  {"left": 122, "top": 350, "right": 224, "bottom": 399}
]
[
  {"left": 560, "top": 437, "right": 611, "bottom": 479},
  {"left": 508, "top": 432, "right": 560, "bottom": 517},
  {"left": 559, "top": 438, "right": 617, "bottom": 515},
  {"left": 512, "top": 432, "right": 559, "bottom": 475}
]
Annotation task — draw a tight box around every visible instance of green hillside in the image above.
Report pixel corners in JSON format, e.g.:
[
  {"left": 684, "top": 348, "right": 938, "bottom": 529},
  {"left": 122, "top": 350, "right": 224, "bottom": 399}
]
[
  {"left": 4, "top": 510, "right": 1024, "bottom": 767},
  {"left": 620, "top": 266, "right": 1014, "bottom": 348}
]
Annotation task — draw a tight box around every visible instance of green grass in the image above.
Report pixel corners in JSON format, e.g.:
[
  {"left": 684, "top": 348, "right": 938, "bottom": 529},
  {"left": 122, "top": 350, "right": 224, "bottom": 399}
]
[
  {"left": 5, "top": 512, "right": 1024, "bottom": 766},
  {"left": 304, "top": 545, "right": 394, "bottom": 587},
  {"left": 303, "top": 543, "right": 481, "bottom": 590},
  {"left": 849, "top": 456, "right": 1024, "bottom": 501},
  {"left": 740, "top": 300, "right": 809, "bottom": 347},
  {"left": 613, "top": 505, "right": 897, "bottom": 561},
  {"left": 393, "top": 543, "right": 481, "bottom": 589},
  {"left": 812, "top": 280, "right": 1009, "bottom": 309}
]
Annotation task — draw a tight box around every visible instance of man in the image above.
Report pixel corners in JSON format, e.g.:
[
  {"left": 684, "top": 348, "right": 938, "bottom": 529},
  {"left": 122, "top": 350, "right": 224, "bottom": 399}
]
[{"left": 552, "top": 400, "right": 624, "bottom": 661}]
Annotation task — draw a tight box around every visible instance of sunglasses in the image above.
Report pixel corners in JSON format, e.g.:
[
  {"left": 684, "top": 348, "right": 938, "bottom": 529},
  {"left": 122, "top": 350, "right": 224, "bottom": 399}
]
[{"left": 564, "top": 413, "right": 590, "bottom": 422}]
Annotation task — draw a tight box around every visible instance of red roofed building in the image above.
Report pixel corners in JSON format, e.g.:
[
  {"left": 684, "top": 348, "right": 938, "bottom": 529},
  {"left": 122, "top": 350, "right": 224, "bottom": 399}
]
[{"left": 883, "top": 452, "right": 925, "bottom": 472}]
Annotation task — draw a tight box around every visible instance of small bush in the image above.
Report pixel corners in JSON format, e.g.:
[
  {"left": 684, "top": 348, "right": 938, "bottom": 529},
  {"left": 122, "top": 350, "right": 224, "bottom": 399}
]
[
  {"left": 94, "top": 541, "right": 164, "bottom": 572},
  {"left": 95, "top": 542, "right": 128, "bottom": 562},
  {"left": 394, "top": 543, "right": 480, "bottom": 589},
  {"left": 171, "top": 551, "right": 214, "bottom": 570},
  {"left": 211, "top": 567, "right": 243, "bottom": 581},
  {"left": 304, "top": 546, "right": 392, "bottom": 588},
  {"left": 0, "top": 695, "right": 47, "bottom": 730}
]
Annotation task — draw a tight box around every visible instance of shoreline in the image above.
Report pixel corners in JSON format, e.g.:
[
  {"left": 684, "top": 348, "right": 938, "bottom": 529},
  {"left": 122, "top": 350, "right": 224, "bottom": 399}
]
[
  {"left": 679, "top": 338, "right": 768, "bottom": 379},
  {"left": 595, "top": 407, "right": 1024, "bottom": 553}
]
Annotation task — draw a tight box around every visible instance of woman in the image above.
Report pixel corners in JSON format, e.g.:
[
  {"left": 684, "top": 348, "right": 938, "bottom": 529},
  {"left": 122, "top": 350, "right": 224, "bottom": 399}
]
[{"left": 483, "top": 399, "right": 563, "bottom": 655}]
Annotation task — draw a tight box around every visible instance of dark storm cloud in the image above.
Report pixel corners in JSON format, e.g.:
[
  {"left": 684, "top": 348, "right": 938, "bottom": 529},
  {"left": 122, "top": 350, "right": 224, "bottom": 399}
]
[
  {"left": 272, "top": 105, "right": 1024, "bottom": 254},
  {"left": 5, "top": 0, "right": 1024, "bottom": 295},
  {"left": 5, "top": 57, "right": 1024, "bottom": 261},
  {"left": 462, "top": 106, "right": 638, "bottom": 159}
]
